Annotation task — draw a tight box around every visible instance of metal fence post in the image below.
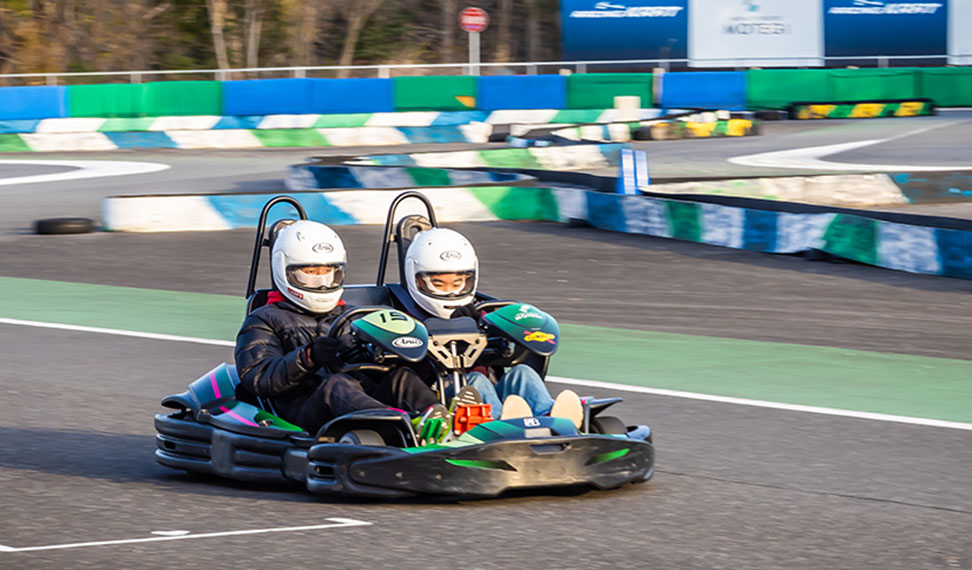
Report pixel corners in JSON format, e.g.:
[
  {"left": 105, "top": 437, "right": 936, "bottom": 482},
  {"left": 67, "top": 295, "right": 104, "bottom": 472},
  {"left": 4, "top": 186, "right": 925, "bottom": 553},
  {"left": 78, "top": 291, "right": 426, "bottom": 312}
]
[{"left": 294, "top": 68, "right": 306, "bottom": 78}]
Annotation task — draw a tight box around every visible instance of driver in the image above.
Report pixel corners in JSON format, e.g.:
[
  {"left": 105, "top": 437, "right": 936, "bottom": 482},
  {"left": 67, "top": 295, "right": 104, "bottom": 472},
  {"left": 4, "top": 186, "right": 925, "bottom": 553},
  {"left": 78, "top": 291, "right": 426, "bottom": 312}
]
[
  {"left": 234, "top": 220, "right": 446, "bottom": 436},
  {"left": 397, "top": 227, "right": 583, "bottom": 427}
]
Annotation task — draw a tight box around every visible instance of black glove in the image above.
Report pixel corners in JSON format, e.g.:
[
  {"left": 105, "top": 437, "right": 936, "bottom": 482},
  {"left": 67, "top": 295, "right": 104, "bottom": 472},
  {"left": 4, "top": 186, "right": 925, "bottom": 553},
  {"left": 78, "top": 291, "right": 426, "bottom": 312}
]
[
  {"left": 451, "top": 304, "right": 479, "bottom": 320},
  {"left": 309, "top": 336, "right": 343, "bottom": 368}
]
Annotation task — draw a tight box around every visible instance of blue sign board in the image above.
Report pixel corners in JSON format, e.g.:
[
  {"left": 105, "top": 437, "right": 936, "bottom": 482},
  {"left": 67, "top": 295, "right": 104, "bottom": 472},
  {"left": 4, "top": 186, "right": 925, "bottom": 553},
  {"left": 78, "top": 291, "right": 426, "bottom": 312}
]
[
  {"left": 824, "top": 0, "right": 948, "bottom": 56},
  {"left": 561, "top": 0, "right": 689, "bottom": 60}
]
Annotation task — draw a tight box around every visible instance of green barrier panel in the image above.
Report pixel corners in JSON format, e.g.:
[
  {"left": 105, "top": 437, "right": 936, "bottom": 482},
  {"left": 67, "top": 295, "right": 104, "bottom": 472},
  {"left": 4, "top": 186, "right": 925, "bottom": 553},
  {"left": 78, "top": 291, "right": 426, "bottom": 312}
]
[
  {"left": 0, "top": 133, "right": 30, "bottom": 152},
  {"left": 68, "top": 84, "right": 146, "bottom": 118},
  {"left": 393, "top": 76, "right": 478, "bottom": 111},
  {"left": 918, "top": 68, "right": 972, "bottom": 107},
  {"left": 144, "top": 81, "right": 223, "bottom": 116},
  {"left": 827, "top": 69, "right": 919, "bottom": 102},
  {"left": 746, "top": 70, "right": 830, "bottom": 110},
  {"left": 566, "top": 74, "right": 653, "bottom": 109}
]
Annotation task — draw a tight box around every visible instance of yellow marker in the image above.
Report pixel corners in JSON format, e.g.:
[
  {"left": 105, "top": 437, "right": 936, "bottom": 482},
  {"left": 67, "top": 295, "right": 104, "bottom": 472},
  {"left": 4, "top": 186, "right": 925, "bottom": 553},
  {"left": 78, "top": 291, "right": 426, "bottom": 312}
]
[
  {"left": 850, "top": 103, "right": 884, "bottom": 118},
  {"left": 895, "top": 101, "right": 925, "bottom": 117},
  {"left": 455, "top": 96, "right": 476, "bottom": 108},
  {"left": 808, "top": 105, "right": 836, "bottom": 119}
]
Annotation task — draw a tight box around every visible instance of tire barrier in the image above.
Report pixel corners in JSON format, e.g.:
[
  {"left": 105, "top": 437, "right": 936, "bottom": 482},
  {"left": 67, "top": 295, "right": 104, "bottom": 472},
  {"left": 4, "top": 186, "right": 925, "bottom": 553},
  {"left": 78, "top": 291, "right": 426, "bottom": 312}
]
[
  {"left": 102, "top": 186, "right": 562, "bottom": 232},
  {"left": 791, "top": 100, "right": 935, "bottom": 120},
  {"left": 0, "top": 109, "right": 673, "bottom": 152},
  {"left": 100, "top": 136, "right": 972, "bottom": 279},
  {"left": 345, "top": 143, "right": 625, "bottom": 170},
  {"left": 632, "top": 117, "right": 757, "bottom": 141},
  {"left": 284, "top": 165, "right": 533, "bottom": 191}
]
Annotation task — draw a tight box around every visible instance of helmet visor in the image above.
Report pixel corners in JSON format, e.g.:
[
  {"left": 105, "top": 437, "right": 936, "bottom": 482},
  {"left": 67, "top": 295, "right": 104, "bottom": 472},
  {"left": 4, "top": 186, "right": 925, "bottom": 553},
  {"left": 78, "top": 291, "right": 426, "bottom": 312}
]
[
  {"left": 415, "top": 270, "right": 475, "bottom": 300},
  {"left": 286, "top": 263, "right": 345, "bottom": 293}
]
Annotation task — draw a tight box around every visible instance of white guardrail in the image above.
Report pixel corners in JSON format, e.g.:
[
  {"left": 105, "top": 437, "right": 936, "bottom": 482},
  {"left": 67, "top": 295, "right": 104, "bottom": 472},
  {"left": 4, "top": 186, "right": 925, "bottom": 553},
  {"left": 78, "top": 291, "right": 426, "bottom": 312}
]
[{"left": 0, "top": 55, "right": 967, "bottom": 86}]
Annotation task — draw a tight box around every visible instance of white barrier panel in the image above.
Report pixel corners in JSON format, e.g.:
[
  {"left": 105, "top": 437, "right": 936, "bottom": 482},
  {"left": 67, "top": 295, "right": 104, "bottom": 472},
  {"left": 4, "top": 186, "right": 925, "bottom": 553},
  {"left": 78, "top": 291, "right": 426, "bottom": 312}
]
[
  {"left": 689, "top": 0, "right": 824, "bottom": 68},
  {"left": 950, "top": 0, "right": 972, "bottom": 65}
]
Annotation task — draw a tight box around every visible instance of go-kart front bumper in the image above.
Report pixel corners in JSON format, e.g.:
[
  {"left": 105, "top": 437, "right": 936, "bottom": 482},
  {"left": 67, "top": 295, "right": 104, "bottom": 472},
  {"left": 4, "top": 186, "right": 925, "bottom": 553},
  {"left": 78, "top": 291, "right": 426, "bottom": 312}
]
[{"left": 306, "top": 434, "right": 654, "bottom": 498}]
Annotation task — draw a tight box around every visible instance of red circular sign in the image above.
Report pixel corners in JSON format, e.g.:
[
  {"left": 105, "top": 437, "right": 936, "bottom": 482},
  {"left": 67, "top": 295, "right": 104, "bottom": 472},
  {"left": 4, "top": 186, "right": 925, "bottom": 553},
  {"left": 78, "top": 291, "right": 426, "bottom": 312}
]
[{"left": 459, "top": 7, "right": 489, "bottom": 33}]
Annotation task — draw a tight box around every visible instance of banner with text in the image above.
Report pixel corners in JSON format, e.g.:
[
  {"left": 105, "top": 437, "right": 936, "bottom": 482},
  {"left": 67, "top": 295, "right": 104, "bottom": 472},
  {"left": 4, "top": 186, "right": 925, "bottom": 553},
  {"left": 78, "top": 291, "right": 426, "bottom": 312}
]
[
  {"left": 561, "top": 0, "right": 689, "bottom": 61},
  {"left": 824, "top": 0, "right": 947, "bottom": 58},
  {"left": 689, "top": 0, "right": 823, "bottom": 67}
]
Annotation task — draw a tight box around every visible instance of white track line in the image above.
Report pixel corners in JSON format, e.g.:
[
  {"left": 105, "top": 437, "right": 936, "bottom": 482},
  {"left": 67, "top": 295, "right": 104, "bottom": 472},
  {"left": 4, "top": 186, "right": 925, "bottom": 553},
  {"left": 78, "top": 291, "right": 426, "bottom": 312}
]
[
  {"left": 2, "top": 316, "right": 970, "bottom": 431},
  {"left": 547, "top": 376, "right": 972, "bottom": 431},
  {"left": 0, "top": 518, "right": 371, "bottom": 553},
  {"left": 729, "top": 121, "right": 972, "bottom": 172},
  {"left": 0, "top": 159, "right": 170, "bottom": 187},
  {"left": 0, "top": 318, "right": 234, "bottom": 347}
]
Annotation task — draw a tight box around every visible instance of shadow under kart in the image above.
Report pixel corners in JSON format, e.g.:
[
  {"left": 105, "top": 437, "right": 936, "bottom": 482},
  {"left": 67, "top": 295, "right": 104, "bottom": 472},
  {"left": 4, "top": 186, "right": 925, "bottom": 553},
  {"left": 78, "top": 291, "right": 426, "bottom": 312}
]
[{"left": 155, "top": 193, "right": 654, "bottom": 498}]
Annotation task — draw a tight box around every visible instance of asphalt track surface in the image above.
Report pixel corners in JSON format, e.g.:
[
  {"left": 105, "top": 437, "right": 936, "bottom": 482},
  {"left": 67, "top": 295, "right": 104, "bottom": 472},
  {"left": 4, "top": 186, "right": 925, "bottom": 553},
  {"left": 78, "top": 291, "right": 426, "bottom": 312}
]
[{"left": 1, "top": 115, "right": 971, "bottom": 569}]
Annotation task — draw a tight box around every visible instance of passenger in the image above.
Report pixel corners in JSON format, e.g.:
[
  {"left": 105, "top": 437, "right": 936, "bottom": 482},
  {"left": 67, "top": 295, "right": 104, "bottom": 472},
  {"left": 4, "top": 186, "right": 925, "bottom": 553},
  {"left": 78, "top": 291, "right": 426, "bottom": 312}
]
[
  {"left": 396, "top": 227, "right": 583, "bottom": 427},
  {"left": 234, "top": 220, "right": 447, "bottom": 437}
]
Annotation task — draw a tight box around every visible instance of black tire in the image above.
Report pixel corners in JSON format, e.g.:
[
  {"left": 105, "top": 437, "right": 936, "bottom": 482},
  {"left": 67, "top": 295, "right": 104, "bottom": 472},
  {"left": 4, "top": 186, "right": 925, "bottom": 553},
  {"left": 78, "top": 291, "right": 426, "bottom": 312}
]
[
  {"left": 34, "top": 217, "right": 94, "bottom": 235},
  {"left": 590, "top": 415, "right": 628, "bottom": 435},
  {"left": 338, "top": 429, "right": 385, "bottom": 447},
  {"left": 632, "top": 126, "right": 653, "bottom": 141}
]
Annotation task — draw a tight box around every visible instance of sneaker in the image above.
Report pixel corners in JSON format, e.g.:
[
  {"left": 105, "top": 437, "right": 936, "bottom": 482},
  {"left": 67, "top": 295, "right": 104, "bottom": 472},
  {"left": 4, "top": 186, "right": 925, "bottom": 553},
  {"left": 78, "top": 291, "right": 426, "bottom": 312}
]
[
  {"left": 413, "top": 403, "right": 451, "bottom": 445},
  {"left": 549, "top": 389, "right": 583, "bottom": 428},
  {"left": 499, "top": 394, "right": 533, "bottom": 420},
  {"left": 451, "top": 384, "right": 482, "bottom": 411}
]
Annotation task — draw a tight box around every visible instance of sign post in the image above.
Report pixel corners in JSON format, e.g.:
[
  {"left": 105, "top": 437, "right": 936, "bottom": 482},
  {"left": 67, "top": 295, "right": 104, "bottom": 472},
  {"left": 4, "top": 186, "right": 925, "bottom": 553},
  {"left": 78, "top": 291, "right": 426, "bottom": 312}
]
[{"left": 459, "top": 7, "right": 489, "bottom": 76}]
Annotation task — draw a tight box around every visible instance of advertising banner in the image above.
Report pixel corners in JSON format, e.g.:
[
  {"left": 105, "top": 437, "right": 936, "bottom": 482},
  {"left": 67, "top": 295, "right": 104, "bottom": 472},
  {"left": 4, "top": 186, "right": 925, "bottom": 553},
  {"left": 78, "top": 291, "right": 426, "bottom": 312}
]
[
  {"left": 824, "top": 0, "right": 948, "bottom": 58},
  {"left": 688, "top": 0, "right": 823, "bottom": 67},
  {"left": 561, "top": 0, "right": 689, "bottom": 61},
  {"left": 951, "top": 0, "right": 972, "bottom": 64}
]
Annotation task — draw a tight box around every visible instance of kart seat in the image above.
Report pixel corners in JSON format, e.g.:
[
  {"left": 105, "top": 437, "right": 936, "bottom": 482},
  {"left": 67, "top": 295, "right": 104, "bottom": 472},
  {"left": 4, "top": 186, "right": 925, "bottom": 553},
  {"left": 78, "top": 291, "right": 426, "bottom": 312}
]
[{"left": 395, "top": 215, "right": 433, "bottom": 285}]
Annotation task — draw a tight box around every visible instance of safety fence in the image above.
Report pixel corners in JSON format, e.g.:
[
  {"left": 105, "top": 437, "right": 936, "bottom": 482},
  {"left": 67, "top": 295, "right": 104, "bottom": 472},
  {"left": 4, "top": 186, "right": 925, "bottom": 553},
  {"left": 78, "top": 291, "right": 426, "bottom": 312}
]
[{"left": 2, "top": 67, "right": 970, "bottom": 122}]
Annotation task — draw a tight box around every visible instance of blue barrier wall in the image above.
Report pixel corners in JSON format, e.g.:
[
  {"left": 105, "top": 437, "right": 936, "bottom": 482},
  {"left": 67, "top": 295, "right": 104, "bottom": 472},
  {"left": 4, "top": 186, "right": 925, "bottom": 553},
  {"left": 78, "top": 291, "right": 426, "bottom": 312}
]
[
  {"left": 477, "top": 75, "right": 567, "bottom": 110},
  {"left": 0, "top": 86, "right": 68, "bottom": 120},
  {"left": 222, "top": 79, "right": 313, "bottom": 116},
  {"left": 310, "top": 78, "right": 394, "bottom": 114},
  {"left": 661, "top": 72, "right": 747, "bottom": 110}
]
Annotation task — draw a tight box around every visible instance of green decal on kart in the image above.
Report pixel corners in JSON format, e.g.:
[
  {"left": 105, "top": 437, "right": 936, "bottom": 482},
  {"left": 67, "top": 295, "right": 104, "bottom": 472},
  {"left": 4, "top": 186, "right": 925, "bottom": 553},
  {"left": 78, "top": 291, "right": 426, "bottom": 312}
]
[
  {"left": 352, "top": 309, "right": 429, "bottom": 362},
  {"left": 482, "top": 303, "right": 560, "bottom": 357}
]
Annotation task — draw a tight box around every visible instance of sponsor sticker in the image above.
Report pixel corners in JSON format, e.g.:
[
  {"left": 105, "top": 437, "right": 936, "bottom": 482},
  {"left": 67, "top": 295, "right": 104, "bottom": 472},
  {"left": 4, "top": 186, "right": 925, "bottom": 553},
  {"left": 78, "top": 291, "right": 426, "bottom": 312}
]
[
  {"left": 392, "top": 336, "right": 424, "bottom": 349},
  {"left": 570, "top": 2, "right": 684, "bottom": 18},
  {"left": 439, "top": 250, "right": 462, "bottom": 261},
  {"left": 312, "top": 242, "right": 334, "bottom": 253},
  {"left": 286, "top": 287, "right": 304, "bottom": 300},
  {"left": 828, "top": 1, "right": 942, "bottom": 15},
  {"left": 523, "top": 331, "right": 556, "bottom": 344}
]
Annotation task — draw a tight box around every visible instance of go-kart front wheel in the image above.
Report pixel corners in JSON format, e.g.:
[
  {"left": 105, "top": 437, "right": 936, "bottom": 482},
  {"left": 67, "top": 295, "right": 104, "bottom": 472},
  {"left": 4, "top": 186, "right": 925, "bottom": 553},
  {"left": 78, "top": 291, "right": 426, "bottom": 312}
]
[
  {"left": 338, "top": 429, "right": 386, "bottom": 446},
  {"left": 590, "top": 415, "right": 627, "bottom": 435}
]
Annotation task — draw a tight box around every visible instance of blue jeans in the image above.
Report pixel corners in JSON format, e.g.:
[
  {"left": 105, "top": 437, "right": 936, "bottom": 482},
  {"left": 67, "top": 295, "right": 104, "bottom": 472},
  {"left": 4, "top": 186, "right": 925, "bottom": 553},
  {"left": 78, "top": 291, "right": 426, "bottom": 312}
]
[{"left": 466, "top": 364, "right": 555, "bottom": 418}]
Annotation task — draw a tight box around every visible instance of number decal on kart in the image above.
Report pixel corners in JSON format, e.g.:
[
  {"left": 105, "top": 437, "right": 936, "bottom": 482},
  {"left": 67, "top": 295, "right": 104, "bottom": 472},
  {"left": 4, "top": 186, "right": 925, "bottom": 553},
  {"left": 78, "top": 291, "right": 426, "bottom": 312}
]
[{"left": 362, "top": 310, "right": 416, "bottom": 335}]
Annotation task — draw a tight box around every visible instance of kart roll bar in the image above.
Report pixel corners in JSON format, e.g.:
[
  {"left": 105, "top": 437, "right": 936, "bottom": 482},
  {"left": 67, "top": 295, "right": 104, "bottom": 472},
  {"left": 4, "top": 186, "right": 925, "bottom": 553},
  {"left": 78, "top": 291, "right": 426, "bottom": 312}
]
[
  {"left": 376, "top": 191, "right": 438, "bottom": 286},
  {"left": 245, "top": 196, "right": 308, "bottom": 299}
]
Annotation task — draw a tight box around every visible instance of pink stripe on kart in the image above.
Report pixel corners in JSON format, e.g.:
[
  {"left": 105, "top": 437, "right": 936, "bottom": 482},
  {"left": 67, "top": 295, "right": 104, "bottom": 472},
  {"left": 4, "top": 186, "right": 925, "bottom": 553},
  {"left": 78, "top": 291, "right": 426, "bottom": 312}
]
[
  {"left": 219, "top": 405, "right": 260, "bottom": 427},
  {"left": 209, "top": 371, "right": 221, "bottom": 399}
]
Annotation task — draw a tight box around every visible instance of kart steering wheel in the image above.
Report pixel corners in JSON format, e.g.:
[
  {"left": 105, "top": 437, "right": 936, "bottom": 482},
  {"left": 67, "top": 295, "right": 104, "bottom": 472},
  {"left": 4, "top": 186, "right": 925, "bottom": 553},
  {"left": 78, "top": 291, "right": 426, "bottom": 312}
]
[{"left": 325, "top": 306, "right": 399, "bottom": 375}]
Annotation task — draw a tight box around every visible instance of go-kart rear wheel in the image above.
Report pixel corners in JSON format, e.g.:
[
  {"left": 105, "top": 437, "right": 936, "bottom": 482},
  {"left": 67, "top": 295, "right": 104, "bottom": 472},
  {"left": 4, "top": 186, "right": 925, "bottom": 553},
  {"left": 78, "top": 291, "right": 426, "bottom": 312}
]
[
  {"left": 590, "top": 415, "right": 627, "bottom": 435},
  {"left": 338, "top": 429, "right": 386, "bottom": 446}
]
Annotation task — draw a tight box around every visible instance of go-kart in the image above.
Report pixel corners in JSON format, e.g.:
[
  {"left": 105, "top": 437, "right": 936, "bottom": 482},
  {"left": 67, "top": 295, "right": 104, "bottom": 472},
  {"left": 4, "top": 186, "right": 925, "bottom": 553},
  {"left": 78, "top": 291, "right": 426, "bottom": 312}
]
[{"left": 155, "top": 192, "right": 654, "bottom": 498}]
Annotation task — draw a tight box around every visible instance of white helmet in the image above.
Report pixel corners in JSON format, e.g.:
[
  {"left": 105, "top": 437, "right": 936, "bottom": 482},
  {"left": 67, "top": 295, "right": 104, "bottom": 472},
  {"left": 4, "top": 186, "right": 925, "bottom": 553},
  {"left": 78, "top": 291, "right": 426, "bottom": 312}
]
[
  {"left": 271, "top": 220, "right": 346, "bottom": 314},
  {"left": 404, "top": 228, "right": 478, "bottom": 318}
]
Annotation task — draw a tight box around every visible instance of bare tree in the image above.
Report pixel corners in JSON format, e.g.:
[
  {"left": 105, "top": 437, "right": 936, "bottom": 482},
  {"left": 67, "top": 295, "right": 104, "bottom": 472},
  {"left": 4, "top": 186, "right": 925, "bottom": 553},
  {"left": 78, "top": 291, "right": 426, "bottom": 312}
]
[
  {"left": 243, "top": 0, "right": 267, "bottom": 69},
  {"left": 440, "top": 0, "right": 457, "bottom": 63},
  {"left": 526, "top": 0, "right": 540, "bottom": 61},
  {"left": 284, "top": 0, "right": 321, "bottom": 66},
  {"left": 336, "top": 0, "right": 384, "bottom": 77},
  {"left": 493, "top": 0, "right": 512, "bottom": 62},
  {"left": 205, "top": 0, "right": 231, "bottom": 69}
]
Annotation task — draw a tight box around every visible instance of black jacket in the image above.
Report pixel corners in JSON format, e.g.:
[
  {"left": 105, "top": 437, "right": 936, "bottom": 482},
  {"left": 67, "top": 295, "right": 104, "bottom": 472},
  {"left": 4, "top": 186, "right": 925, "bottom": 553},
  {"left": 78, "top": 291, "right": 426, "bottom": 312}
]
[{"left": 234, "top": 299, "right": 349, "bottom": 422}]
